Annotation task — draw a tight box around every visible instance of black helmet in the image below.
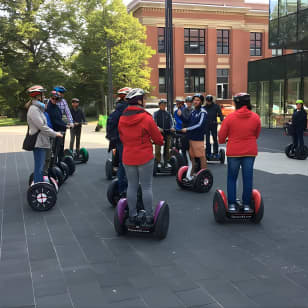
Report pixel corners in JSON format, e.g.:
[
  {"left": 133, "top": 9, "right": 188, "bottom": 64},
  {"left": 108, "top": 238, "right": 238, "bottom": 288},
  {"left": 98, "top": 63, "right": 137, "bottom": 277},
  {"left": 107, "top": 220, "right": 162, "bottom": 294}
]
[
  {"left": 205, "top": 95, "right": 213, "bottom": 103},
  {"left": 192, "top": 93, "right": 204, "bottom": 104},
  {"left": 233, "top": 93, "right": 251, "bottom": 110},
  {"left": 159, "top": 99, "right": 167, "bottom": 105},
  {"left": 185, "top": 96, "right": 193, "bottom": 102}
]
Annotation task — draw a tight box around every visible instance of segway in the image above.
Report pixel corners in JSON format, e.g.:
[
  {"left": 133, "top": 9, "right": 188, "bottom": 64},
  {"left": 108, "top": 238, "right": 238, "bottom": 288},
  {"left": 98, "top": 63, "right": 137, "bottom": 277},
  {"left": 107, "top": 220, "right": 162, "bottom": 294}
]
[
  {"left": 176, "top": 151, "right": 213, "bottom": 193},
  {"left": 213, "top": 189, "right": 264, "bottom": 224},
  {"left": 206, "top": 149, "right": 225, "bottom": 164},
  {"left": 114, "top": 192, "right": 169, "bottom": 240},
  {"left": 27, "top": 175, "right": 58, "bottom": 211},
  {"left": 64, "top": 147, "right": 89, "bottom": 164},
  {"left": 285, "top": 144, "right": 308, "bottom": 160},
  {"left": 105, "top": 148, "right": 119, "bottom": 180}
]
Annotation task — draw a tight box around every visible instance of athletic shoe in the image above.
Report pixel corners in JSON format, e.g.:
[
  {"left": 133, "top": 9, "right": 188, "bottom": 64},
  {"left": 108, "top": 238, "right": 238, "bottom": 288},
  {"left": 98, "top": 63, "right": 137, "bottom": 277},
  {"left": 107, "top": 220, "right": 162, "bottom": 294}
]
[
  {"left": 228, "top": 203, "right": 237, "bottom": 212},
  {"left": 157, "top": 162, "right": 162, "bottom": 169},
  {"left": 213, "top": 153, "right": 219, "bottom": 159},
  {"left": 165, "top": 162, "right": 172, "bottom": 168},
  {"left": 243, "top": 204, "right": 253, "bottom": 213}
]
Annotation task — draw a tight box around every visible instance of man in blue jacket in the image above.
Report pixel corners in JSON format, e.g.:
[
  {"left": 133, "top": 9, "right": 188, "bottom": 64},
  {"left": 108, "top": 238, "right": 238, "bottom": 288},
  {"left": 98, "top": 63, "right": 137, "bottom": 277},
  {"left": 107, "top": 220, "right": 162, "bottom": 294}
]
[{"left": 180, "top": 94, "right": 207, "bottom": 179}]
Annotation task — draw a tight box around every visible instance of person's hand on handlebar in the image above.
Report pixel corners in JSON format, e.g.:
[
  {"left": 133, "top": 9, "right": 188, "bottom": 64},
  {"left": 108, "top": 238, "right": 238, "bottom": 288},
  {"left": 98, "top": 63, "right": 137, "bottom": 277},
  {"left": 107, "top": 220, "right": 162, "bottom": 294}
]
[
  {"left": 55, "top": 132, "right": 63, "bottom": 138},
  {"left": 170, "top": 128, "right": 175, "bottom": 132},
  {"left": 159, "top": 127, "right": 164, "bottom": 133},
  {"left": 181, "top": 128, "right": 187, "bottom": 133},
  {"left": 69, "top": 123, "right": 74, "bottom": 128}
]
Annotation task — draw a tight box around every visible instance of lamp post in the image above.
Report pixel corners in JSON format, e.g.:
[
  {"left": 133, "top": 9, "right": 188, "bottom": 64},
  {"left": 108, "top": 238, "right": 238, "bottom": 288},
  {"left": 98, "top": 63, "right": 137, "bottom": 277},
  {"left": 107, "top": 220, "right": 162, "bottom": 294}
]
[
  {"left": 106, "top": 40, "right": 114, "bottom": 115},
  {"left": 165, "top": 0, "right": 174, "bottom": 115}
]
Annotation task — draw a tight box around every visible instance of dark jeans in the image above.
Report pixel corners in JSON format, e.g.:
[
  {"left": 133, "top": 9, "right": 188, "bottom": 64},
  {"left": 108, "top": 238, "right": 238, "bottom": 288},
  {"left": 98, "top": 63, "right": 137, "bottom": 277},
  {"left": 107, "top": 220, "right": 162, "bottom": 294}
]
[
  {"left": 227, "top": 156, "right": 255, "bottom": 205},
  {"left": 205, "top": 124, "right": 218, "bottom": 156},
  {"left": 292, "top": 128, "right": 305, "bottom": 150},
  {"left": 155, "top": 134, "right": 171, "bottom": 162},
  {"left": 116, "top": 143, "right": 127, "bottom": 194},
  {"left": 33, "top": 148, "right": 46, "bottom": 183},
  {"left": 53, "top": 135, "right": 64, "bottom": 162},
  {"left": 70, "top": 126, "right": 82, "bottom": 154}
]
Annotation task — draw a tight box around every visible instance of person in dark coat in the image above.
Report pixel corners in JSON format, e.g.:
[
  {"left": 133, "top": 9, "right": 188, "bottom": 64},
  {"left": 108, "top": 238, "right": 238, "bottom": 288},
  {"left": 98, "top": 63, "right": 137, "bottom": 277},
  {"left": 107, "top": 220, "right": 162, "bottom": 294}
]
[
  {"left": 204, "top": 95, "right": 224, "bottom": 159},
  {"left": 292, "top": 99, "right": 307, "bottom": 153}
]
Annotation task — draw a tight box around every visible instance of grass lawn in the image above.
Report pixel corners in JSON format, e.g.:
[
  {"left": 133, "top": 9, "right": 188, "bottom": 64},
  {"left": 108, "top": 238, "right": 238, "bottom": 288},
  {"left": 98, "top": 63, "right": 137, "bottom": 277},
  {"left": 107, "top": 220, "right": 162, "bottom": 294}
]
[{"left": 0, "top": 118, "right": 26, "bottom": 126}]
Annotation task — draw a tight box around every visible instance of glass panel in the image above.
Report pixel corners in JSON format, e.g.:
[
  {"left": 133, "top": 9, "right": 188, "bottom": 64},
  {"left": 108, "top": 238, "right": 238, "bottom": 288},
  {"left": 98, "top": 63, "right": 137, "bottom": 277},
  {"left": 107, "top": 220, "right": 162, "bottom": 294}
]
[
  {"left": 298, "top": 8, "right": 308, "bottom": 46},
  {"left": 271, "top": 80, "right": 285, "bottom": 127},
  {"left": 300, "top": 0, "right": 308, "bottom": 9},
  {"left": 287, "top": 78, "right": 301, "bottom": 104},
  {"left": 248, "top": 82, "right": 257, "bottom": 112},
  {"left": 223, "top": 84, "right": 228, "bottom": 99},
  {"left": 269, "top": 19, "right": 279, "bottom": 48},
  {"left": 279, "top": 0, "right": 287, "bottom": 16},
  {"left": 304, "top": 77, "right": 308, "bottom": 108},
  {"left": 159, "top": 69, "right": 166, "bottom": 93},
  {"left": 217, "top": 84, "right": 223, "bottom": 99},
  {"left": 270, "top": 0, "right": 279, "bottom": 20},
  {"left": 287, "top": 0, "right": 297, "bottom": 13},
  {"left": 258, "top": 81, "right": 270, "bottom": 127}
]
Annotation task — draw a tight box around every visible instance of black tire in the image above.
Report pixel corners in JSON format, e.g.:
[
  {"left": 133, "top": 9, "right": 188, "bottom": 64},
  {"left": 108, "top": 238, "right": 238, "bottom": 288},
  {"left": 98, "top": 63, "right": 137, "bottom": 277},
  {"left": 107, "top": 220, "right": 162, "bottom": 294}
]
[
  {"left": 27, "top": 182, "right": 57, "bottom": 211},
  {"left": 153, "top": 160, "right": 158, "bottom": 176},
  {"left": 105, "top": 159, "right": 113, "bottom": 180},
  {"left": 28, "top": 173, "right": 34, "bottom": 186},
  {"left": 57, "top": 161, "right": 69, "bottom": 182},
  {"left": 107, "top": 179, "right": 120, "bottom": 207},
  {"left": 285, "top": 144, "right": 294, "bottom": 158},
  {"left": 63, "top": 156, "right": 76, "bottom": 175},
  {"left": 154, "top": 202, "right": 170, "bottom": 240},
  {"left": 49, "top": 166, "right": 64, "bottom": 187},
  {"left": 114, "top": 205, "right": 127, "bottom": 235},
  {"left": 213, "top": 190, "right": 226, "bottom": 223},
  {"left": 295, "top": 145, "right": 308, "bottom": 160},
  {"left": 219, "top": 149, "right": 225, "bottom": 164},
  {"left": 251, "top": 197, "right": 264, "bottom": 224},
  {"left": 169, "top": 156, "right": 178, "bottom": 176},
  {"left": 176, "top": 168, "right": 188, "bottom": 189},
  {"left": 194, "top": 169, "right": 213, "bottom": 193},
  {"left": 79, "top": 148, "right": 89, "bottom": 163},
  {"left": 171, "top": 149, "right": 185, "bottom": 169}
]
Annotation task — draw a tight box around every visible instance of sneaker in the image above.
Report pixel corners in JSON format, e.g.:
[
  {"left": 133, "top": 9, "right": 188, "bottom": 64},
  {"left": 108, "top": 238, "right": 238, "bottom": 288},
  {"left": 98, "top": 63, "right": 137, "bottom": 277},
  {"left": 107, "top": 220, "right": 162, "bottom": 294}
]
[
  {"left": 157, "top": 162, "right": 162, "bottom": 169},
  {"left": 165, "top": 162, "right": 172, "bottom": 168},
  {"left": 228, "top": 203, "right": 237, "bottom": 212},
  {"left": 243, "top": 204, "right": 253, "bottom": 213}
]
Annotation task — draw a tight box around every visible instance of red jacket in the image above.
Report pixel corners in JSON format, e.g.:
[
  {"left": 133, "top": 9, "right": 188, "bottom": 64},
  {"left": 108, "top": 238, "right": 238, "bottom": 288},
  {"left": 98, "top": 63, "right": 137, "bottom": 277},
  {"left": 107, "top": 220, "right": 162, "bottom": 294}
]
[
  {"left": 218, "top": 106, "right": 261, "bottom": 157},
  {"left": 118, "top": 106, "right": 164, "bottom": 165}
]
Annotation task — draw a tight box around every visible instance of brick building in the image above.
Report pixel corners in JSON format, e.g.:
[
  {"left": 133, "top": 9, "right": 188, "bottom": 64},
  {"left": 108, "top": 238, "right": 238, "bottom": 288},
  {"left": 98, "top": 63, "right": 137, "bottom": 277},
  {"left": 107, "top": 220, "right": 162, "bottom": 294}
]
[{"left": 128, "top": 0, "right": 271, "bottom": 104}]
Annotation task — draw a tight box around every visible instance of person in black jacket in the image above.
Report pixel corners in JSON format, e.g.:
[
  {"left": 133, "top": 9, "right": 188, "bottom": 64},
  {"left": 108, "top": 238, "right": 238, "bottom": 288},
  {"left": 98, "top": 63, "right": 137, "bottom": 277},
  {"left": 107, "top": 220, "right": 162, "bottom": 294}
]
[
  {"left": 69, "top": 98, "right": 86, "bottom": 156},
  {"left": 292, "top": 99, "right": 307, "bottom": 153},
  {"left": 46, "top": 91, "right": 68, "bottom": 163},
  {"left": 153, "top": 99, "right": 174, "bottom": 168},
  {"left": 204, "top": 95, "right": 224, "bottom": 159}
]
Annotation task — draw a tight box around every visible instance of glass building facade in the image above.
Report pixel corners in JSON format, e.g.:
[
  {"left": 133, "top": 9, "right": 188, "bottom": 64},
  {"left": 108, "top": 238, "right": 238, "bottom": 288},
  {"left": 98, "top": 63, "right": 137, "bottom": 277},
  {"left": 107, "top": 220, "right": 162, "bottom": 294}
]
[{"left": 248, "top": 0, "right": 308, "bottom": 127}]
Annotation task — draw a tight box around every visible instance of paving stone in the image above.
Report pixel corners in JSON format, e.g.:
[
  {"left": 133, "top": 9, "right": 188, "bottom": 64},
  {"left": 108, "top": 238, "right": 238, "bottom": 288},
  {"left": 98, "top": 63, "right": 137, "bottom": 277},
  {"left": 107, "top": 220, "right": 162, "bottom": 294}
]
[
  {"left": 175, "top": 288, "right": 214, "bottom": 307},
  {"left": 54, "top": 243, "right": 87, "bottom": 269},
  {"left": 100, "top": 283, "right": 140, "bottom": 304},
  {"left": 102, "top": 298, "right": 147, "bottom": 308},
  {"left": 36, "top": 293, "right": 73, "bottom": 308}
]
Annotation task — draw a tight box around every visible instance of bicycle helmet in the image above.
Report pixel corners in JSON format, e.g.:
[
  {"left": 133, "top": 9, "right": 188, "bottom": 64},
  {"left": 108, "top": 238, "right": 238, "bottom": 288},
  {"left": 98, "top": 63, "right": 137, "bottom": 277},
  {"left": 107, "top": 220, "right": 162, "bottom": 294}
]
[
  {"left": 117, "top": 87, "right": 132, "bottom": 95},
  {"left": 50, "top": 90, "right": 61, "bottom": 99},
  {"left": 27, "top": 85, "right": 46, "bottom": 97},
  {"left": 185, "top": 96, "right": 193, "bottom": 103},
  {"left": 205, "top": 95, "right": 214, "bottom": 103},
  {"left": 72, "top": 98, "right": 80, "bottom": 103},
  {"left": 53, "top": 85, "right": 67, "bottom": 93},
  {"left": 192, "top": 93, "right": 204, "bottom": 104},
  {"left": 159, "top": 99, "right": 167, "bottom": 105},
  {"left": 233, "top": 93, "right": 251, "bottom": 110},
  {"left": 296, "top": 99, "right": 304, "bottom": 104},
  {"left": 126, "top": 88, "right": 145, "bottom": 105}
]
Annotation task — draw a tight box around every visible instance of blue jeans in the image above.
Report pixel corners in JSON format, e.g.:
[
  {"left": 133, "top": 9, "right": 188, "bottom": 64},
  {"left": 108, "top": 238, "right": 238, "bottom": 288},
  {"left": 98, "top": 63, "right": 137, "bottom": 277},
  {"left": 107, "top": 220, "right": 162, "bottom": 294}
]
[
  {"left": 33, "top": 148, "right": 46, "bottom": 183},
  {"left": 227, "top": 157, "right": 255, "bottom": 205},
  {"left": 116, "top": 143, "right": 128, "bottom": 194}
]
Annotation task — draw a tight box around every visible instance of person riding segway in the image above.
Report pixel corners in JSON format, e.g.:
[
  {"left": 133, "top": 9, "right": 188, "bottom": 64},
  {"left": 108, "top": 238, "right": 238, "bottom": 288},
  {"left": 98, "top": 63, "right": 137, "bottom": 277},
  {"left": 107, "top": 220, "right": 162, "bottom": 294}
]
[
  {"left": 204, "top": 95, "right": 225, "bottom": 163},
  {"left": 213, "top": 93, "right": 263, "bottom": 223}
]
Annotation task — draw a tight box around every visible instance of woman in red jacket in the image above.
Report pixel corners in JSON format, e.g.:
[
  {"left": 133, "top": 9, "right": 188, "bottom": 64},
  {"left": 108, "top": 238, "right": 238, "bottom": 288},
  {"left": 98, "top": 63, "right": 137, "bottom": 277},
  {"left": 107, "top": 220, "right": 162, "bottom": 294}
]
[
  {"left": 218, "top": 93, "right": 261, "bottom": 213},
  {"left": 118, "top": 88, "right": 164, "bottom": 226}
]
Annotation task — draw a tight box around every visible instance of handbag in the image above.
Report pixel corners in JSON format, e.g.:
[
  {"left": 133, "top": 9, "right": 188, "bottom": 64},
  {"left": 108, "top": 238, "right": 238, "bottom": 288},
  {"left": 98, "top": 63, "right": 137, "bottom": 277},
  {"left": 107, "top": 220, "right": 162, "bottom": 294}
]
[{"left": 22, "top": 127, "right": 40, "bottom": 151}]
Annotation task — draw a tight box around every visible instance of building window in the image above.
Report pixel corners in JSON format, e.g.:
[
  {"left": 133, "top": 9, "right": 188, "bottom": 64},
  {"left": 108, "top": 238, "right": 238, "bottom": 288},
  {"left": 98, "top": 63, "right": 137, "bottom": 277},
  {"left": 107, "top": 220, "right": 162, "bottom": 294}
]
[
  {"left": 159, "top": 68, "right": 166, "bottom": 93},
  {"left": 250, "top": 32, "right": 262, "bottom": 56},
  {"left": 184, "top": 29, "right": 205, "bottom": 54},
  {"left": 216, "top": 69, "right": 229, "bottom": 99},
  {"left": 184, "top": 69, "right": 205, "bottom": 92},
  {"left": 217, "top": 30, "right": 230, "bottom": 54},
  {"left": 158, "top": 27, "right": 165, "bottom": 53},
  {"left": 272, "top": 48, "right": 283, "bottom": 56}
]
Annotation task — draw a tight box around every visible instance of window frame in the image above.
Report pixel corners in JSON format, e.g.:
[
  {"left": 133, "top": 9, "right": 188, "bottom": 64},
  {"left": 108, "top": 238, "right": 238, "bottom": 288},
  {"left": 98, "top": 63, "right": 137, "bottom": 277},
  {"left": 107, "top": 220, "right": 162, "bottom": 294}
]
[
  {"left": 159, "top": 68, "right": 166, "bottom": 93},
  {"left": 217, "top": 29, "right": 230, "bottom": 54},
  {"left": 158, "top": 27, "right": 165, "bottom": 53},
  {"left": 184, "top": 68, "right": 205, "bottom": 93},
  {"left": 250, "top": 32, "right": 263, "bottom": 56},
  {"left": 184, "top": 28, "right": 205, "bottom": 54},
  {"left": 216, "top": 69, "right": 229, "bottom": 99}
]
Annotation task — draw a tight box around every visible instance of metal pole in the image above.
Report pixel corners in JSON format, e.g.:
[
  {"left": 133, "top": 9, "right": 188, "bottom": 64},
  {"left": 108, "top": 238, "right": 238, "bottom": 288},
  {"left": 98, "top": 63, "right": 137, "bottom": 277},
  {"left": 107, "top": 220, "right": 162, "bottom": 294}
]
[
  {"left": 107, "top": 41, "right": 113, "bottom": 115},
  {"left": 165, "top": 0, "right": 174, "bottom": 115}
]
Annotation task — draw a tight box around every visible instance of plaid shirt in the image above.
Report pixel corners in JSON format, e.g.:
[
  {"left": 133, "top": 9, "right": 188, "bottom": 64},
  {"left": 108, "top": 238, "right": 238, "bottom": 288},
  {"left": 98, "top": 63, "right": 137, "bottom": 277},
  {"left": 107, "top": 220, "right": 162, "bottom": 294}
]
[{"left": 56, "top": 98, "right": 74, "bottom": 124}]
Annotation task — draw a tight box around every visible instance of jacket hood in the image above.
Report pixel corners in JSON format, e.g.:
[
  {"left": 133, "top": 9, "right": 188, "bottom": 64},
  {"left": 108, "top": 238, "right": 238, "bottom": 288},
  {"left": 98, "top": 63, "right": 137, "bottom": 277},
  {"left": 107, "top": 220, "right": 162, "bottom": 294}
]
[
  {"left": 120, "top": 106, "right": 148, "bottom": 127},
  {"left": 234, "top": 106, "right": 252, "bottom": 118},
  {"left": 32, "top": 100, "right": 45, "bottom": 111}
]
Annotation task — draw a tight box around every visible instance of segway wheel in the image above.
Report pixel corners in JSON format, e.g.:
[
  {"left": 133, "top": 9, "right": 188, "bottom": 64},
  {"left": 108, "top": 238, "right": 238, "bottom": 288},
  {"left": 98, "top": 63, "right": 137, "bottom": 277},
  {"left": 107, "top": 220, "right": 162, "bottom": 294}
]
[
  {"left": 105, "top": 159, "right": 113, "bottom": 180},
  {"left": 49, "top": 166, "right": 65, "bottom": 187},
  {"left": 63, "top": 155, "right": 76, "bottom": 175},
  {"left": 79, "top": 148, "right": 89, "bottom": 163},
  {"left": 64, "top": 149, "right": 73, "bottom": 157},
  {"left": 285, "top": 144, "right": 294, "bottom": 158},
  {"left": 176, "top": 166, "right": 189, "bottom": 189},
  {"left": 171, "top": 149, "right": 185, "bottom": 169},
  {"left": 154, "top": 202, "right": 170, "bottom": 240},
  {"left": 219, "top": 149, "right": 225, "bottom": 164},
  {"left": 169, "top": 156, "right": 178, "bottom": 176},
  {"left": 213, "top": 190, "right": 227, "bottom": 223},
  {"left": 251, "top": 189, "right": 264, "bottom": 224},
  {"left": 114, "top": 199, "right": 128, "bottom": 235},
  {"left": 28, "top": 173, "right": 34, "bottom": 186},
  {"left": 27, "top": 182, "right": 57, "bottom": 211},
  {"left": 57, "top": 161, "right": 69, "bottom": 182},
  {"left": 295, "top": 145, "right": 308, "bottom": 160},
  {"left": 194, "top": 169, "right": 213, "bottom": 193},
  {"left": 107, "top": 179, "right": 120, "bottom": 207}
]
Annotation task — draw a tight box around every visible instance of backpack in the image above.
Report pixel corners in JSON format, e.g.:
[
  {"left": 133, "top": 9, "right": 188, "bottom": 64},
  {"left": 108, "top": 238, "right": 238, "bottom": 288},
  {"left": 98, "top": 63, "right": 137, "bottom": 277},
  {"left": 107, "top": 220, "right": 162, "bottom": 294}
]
[{"left": 106, "top": 109, "right": 120, "bottom": 142}]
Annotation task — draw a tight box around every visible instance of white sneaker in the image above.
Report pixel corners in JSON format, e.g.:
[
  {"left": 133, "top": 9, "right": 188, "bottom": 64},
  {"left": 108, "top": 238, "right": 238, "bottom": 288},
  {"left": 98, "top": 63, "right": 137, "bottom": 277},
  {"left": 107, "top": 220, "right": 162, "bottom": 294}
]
[{"left": 157, "top": 163, "right": 162, "bottom": 168}]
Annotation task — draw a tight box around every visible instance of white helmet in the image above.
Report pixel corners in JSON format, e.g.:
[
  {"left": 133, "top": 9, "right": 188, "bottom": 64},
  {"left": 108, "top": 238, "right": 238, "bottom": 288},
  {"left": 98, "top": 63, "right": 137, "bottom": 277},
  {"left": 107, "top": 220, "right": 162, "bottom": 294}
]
[{"left": 126, "top": 88, "right": 145, "bottom": 100}]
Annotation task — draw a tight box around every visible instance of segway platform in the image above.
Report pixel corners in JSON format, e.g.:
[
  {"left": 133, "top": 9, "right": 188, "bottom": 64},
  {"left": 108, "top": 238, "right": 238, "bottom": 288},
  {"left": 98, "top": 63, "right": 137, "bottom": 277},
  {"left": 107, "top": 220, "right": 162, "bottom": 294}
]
[{"left": 207, "top": 149, "right": 225, "bottom": 164}]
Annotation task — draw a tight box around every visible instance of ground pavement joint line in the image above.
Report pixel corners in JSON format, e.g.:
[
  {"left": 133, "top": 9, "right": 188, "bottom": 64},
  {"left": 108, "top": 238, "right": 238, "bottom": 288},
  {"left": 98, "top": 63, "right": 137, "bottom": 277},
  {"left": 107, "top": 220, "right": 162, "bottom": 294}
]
[
  {"left": 14, "top": 139, "right": 36, "bottom": 307},
  {"left": 255, "top": 152, "right": 308, "bottom": 176}
]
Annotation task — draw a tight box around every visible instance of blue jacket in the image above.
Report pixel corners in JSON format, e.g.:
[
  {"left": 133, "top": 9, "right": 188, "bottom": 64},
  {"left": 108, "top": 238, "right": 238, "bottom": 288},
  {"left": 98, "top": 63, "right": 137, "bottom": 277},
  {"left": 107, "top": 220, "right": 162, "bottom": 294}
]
[
  {"left": 184, "top": 108, "right": 207, "bottom": 141},
  {"left": 44, "top": 112, "right": 53, "bottom": 129},
  {"left": 46, "top": 101, "right": 67, "bottom": 132},
  {"left": 174, "top": 108, "right": 183, "bottom": 130}
]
